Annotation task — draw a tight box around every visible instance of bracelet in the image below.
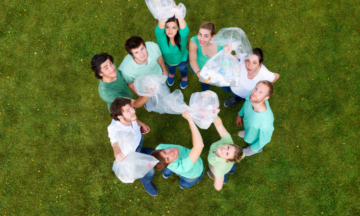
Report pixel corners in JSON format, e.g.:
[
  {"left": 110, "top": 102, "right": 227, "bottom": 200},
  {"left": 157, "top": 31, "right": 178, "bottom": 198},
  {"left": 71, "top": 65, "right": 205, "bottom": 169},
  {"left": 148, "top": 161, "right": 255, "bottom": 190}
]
[{"left": 196, "top": 71, "right": 200, "bottom": 75}]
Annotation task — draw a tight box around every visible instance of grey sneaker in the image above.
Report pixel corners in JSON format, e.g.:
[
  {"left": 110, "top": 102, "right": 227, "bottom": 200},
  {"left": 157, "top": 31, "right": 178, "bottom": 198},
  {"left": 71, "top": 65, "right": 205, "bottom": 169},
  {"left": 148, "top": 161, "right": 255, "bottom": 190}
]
[
  {"left": 207, "top": 170, "right": 214, "bottom": 180},
  {"left": 238, "top": 130, "right": 245, "bottom": 138},
  {"left": 224, "top": 96, "right": 242, "bottom": 107}
]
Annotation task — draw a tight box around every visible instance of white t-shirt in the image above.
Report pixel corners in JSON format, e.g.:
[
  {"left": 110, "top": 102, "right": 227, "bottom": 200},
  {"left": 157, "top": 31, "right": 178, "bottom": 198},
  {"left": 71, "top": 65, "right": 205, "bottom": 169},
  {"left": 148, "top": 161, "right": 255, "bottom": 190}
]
[
  {"left": 231, "top": 60, "right": 275, "bottom": 98},
  {"left": 107, "top": 119, "right": 142, "bottom": 153}
]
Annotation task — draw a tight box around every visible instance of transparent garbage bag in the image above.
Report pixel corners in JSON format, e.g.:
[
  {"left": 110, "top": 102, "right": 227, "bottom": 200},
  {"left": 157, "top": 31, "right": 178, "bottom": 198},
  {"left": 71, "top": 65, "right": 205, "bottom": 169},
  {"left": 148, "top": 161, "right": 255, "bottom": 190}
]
[
  {"left": 145, "top": 0, "right": 176, "bottom": 21},
  {"left": 112, "top": 132, "right": 159, "bottom": 183},
  {"left": 199, "top": 50, "right": 241, "bottom": 87},
  {"left": 173, "top": 3, "right": 186, "bottom": 19},
  {"left": 163, "top": 89, "right": 189, "bottom": 114},
  {"left": 210, "top": 27, "right": 252, "bottom": 60}
]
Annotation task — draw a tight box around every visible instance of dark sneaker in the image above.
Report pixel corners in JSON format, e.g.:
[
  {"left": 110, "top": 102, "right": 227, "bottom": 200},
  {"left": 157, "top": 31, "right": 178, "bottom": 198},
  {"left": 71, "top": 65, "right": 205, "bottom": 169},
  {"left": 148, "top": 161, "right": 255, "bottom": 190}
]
[
  {"left": 141, "top": 181, "right": 158, "bottom": 196},
  {"left": 224, "top": 96, "right": 242, "bottom": 107},
  {"left": 180, "top": 78, "right": 188, "bottom": 89},
  {"left": 162, "top": 173, "right": 169, "bottom": 179},
  {"left": 167, "top": 76, "right": 175, "bottom": 86}
]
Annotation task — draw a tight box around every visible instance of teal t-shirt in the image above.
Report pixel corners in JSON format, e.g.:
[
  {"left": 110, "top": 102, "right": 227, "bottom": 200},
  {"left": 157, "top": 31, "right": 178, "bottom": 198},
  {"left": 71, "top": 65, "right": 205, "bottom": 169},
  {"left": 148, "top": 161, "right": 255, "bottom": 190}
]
[
  {"left": 119, "top": 41, "right": 163, "bottom": 84},
  {"left": 238, "top": 92, "right": 274, "bottom": 152},
  {"left": 98, "top": 67, "right": 133, "bottom": 112},
  {"left": 207, "top": 133, "right": 235, "bottom": 178},
  {"left": 155, "top": 24, "right": 190, "bottom": 65},
  {"left": 190, "top": 36, "right": 223, "bottom": 70},
  {"left": 156, "top": 144, "right": 204, "bottom": 178}
]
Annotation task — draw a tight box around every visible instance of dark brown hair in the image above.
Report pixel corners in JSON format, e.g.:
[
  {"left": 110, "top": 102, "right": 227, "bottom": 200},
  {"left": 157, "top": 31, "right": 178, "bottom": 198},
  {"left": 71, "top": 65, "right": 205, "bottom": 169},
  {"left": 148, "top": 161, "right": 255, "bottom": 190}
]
[
  {"left": 165, "top": 16, "right": 181, "bottom": 51},
  {"left": 199, "top": 21, "right": 216, "bottom": 36},
  {"left": 257, "top": 80, "right": 275, "bottom": 97},
  {"left": 110, "top": 97, "right": 132, "bottom": 121},
  {"left": 91, "top": 53, "right": 114, "bottom": 79},
  {"left": 125, "top": 36, "right": 146, "bottom": 56},
  {"left": 252, "top": 48, "right": 264, "bottom": 64},
  {"left": 150, "top": 150, "right": 169, "bottom": 171}
]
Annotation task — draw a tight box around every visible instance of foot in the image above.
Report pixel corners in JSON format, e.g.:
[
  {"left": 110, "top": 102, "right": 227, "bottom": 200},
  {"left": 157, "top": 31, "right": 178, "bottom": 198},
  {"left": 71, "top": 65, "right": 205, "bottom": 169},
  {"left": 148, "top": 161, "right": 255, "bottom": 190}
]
[
  {"left": 180, "top": 76, "right": 188, "bottom": 89},
  {"left": 167, "top": 74, "right": 175, "bottom": 86},
  {"left": 207, "top": 170, "right": 214, "bottom": 180},
  {"left": 141, "top": 181, "right": 158, "bottom": 196},
  {"left": 180, "top": 185, "right": 184, "bottom": 189},
  {"left": 238, "top": 130, "right": 245, "bottom": 138},
  {"left": 162, "top": 173, "right": 169, "bottom": 179},
  {"left": 224, "top": 96, "right": 242, "bottom": 107}
]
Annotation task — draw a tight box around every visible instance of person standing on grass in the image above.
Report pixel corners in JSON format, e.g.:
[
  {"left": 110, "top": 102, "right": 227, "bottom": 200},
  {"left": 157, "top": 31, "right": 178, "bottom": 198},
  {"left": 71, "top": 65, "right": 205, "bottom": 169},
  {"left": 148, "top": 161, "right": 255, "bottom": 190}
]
[
  {"left": 236, "top": 81, "right": 275, "bottom": 157},
  {"left": 223, "top": 48, "right": 280, "bottom": 107},
  {"left": 91, "top": 53, "right": 149, "bottom": 112},
  {"left": 150, "top": 110, "right": 205, "bottom": 189},
  {"left": 119, "top": 36, "right": 168, "bottom": 97},
  {"left": 155, "top": 11, "right": 190, "bottom": 89},
  {"left": 207, "top": 116, "right": 245, "bottom": 191},
  {"left": 107, "top": 97, "right": 157, "bottom": 196}
]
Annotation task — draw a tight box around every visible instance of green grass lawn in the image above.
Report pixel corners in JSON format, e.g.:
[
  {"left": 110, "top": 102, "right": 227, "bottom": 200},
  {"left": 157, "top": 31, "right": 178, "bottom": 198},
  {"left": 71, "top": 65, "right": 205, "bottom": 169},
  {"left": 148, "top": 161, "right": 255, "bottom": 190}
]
[{"left": 1, "top": 0, "right": 359, "bottom": 215}]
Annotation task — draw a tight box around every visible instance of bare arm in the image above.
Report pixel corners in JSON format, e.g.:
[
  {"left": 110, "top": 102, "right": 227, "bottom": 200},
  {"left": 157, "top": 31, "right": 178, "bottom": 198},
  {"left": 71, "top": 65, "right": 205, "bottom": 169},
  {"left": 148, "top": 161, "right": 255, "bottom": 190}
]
[
  {"left": 182, "top": 110, "right": 204, "bottom": 164},
  {"left": 132, "top": 96, "right": 149, "bottom": 108},
  {"left": 214, "top": 116, "right": 228, "bottom": 137},
  {"left": 136, "top": 119, "right": 150, "bottom": 133},
  {"left": 272, "top": 73, "right": 280, "bottom": 83},
  {"left": 127, "top": 82, "right": 140, "bottom": 97},
  {"left": 112, "top": 142, "right": 127, "bottom": 162},
  {"left": 178, "top": 17, "right": 186, "bottom": 29},
  {"left": 158, "top": 20, "right": 166, "bottom": 29},
  {"left": 157, "top": 56, "right": 168, "bottom": 76},
  {"left": 189, "top": 40, "right": 201, "bottom": 77},
  {"left": 210, "top": 165, "right": 224, "bottom": 191}
]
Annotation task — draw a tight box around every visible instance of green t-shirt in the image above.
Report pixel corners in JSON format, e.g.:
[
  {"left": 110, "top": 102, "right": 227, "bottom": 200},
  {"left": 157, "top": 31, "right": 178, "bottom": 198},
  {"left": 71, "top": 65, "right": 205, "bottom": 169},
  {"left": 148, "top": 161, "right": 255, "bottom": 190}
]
[
  {"left": 238, "top": 92, "right": 274, "bottom": 152},
  {"left": 155, "top": 24, "right": 190, "bottom": 65},
  {"left": 98, "top": 67, "right": 133, "bottom": 112},
  {"left": 207, "top": 133, "right": 235, "bottom": 178},
  {"left": 156, "top": 144, "right": 204, "bottom": 178},
  {"left": 119, "top": 41, "right": 163, "bottom": 84},
  {"left": 190, "top": 36, "right": 223, "bottom": 70}
]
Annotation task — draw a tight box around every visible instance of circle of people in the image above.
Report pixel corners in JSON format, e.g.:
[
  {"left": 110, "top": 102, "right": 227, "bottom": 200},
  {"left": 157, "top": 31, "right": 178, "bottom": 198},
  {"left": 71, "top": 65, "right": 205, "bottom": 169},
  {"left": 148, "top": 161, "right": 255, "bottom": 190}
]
[{"left": 90, "top": 0, "right": 280, "bottom": 196}]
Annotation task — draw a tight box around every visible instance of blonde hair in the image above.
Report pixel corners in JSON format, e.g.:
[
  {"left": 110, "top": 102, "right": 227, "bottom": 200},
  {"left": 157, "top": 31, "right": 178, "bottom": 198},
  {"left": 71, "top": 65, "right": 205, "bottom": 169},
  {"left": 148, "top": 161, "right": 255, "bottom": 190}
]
[
  {"left": 257, "top": 80, "right": 275, "bottom": 97},
  {"left": 199, "top": 22, "right": 216, "bottom": 36},
  {"left": 228, "top": 144, "right": 245, "bottom": 162}
]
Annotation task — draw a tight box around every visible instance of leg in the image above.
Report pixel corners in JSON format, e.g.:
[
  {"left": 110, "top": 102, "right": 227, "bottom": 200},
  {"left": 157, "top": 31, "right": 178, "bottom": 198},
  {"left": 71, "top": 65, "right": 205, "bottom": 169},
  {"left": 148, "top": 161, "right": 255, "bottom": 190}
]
[
  {"left": 166, "top": 62, "right": 177, "bottom": 86},
  {"left": 224, "top": 90, "right": 245, "bottom": 107},
  {"left": 177, "top": 59, "right": 189, "bottom": 89},
  {"left": 242, "top": 146, "right": 262, "bottom": 157},
  {"left": 135, "top": 135, "right": 144, "bottom": 153},
  {"left": 179, "top": 167, "right": 205, "bottom": 189},
  {"left": 162, "top": 168, "right": 174, "bottom": 179},
  {"left": 139, "top": 168, "right": 158, "bottom": 196}
]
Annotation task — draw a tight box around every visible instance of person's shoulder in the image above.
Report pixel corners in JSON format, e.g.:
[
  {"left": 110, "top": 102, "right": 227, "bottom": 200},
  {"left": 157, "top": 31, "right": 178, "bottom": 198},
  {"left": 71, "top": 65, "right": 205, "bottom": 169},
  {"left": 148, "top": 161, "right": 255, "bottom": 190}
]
[
  {"left": 120, "top": 54, "right": 133, "bottom": 67},
  {"left": 107, "top": 119, "right": 118, "bottom": 131},
  {"left": 145, "top": 41, "right": 159, "bottom": 48},
  {"left": 190, "top": 35, "right": 198, "bottom": 42}
]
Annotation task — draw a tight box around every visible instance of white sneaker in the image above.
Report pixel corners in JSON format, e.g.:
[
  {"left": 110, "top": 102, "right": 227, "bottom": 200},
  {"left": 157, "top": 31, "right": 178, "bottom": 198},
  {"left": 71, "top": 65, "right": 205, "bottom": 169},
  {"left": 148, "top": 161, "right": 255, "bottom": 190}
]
[{"left": 238, "top": 130, "right": 245, "bottom": 138}]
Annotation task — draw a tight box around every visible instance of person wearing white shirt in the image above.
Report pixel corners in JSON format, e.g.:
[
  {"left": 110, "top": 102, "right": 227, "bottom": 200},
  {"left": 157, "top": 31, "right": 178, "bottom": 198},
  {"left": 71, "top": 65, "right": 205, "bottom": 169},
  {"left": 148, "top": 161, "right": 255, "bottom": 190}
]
[
  {"left": 107, "top": 97, "right": 157, "bottom": 196},
  {"left": 223, "top": 48, "right": 280, "bottom": 107}
]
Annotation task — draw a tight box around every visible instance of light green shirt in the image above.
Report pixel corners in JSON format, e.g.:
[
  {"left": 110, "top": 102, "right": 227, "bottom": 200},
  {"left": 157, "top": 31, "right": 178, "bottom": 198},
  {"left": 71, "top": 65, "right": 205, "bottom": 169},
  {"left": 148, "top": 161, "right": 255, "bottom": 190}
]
[
  {"left": 190, "top": 36, "right": 223, "bottom": 70},
  {"left": 98, "top": 67, "right": 133, "bottom": 112},
  {"left": 155, "top": 24, "right": 190, "bottom": 65},
  {"left": 238, "top": 92, "right": 274, "bottom": 152},
  {"left": 156, "top": 144, "right": 204, "bottom": 178},
  {"left": 207, "top": 133, "right": 235, "bottom": 178},
  {"left": 119, "top": 41, "right": 163, "bottom": 84}
]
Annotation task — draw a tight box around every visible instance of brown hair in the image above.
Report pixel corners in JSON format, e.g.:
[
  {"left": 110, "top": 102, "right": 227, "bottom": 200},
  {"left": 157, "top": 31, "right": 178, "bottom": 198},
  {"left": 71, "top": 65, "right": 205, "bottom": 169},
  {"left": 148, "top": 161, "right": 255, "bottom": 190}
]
[
  {"left": 166, "top": 16, "right": 181, "bottom": 51},
  {"left": 228, "top": 144, "right": 245, "bottom": 162},
  {"left": 252, "top": 48, "right": 264, "bottom": 64},
  {"left": 200, "top": 22, "right": 216, "bottom": 36},
  {"left": 125, "top": 36, "right": 146, "bottom": 56},
  {"left": 150, "top": 150, "right": 169, "bottom": 171},
  {"left": 110, "top": 97, "right": 132, "bottom": 121},
  {"left": 257, "top": 80, "right": 275, "bottom": 97}
]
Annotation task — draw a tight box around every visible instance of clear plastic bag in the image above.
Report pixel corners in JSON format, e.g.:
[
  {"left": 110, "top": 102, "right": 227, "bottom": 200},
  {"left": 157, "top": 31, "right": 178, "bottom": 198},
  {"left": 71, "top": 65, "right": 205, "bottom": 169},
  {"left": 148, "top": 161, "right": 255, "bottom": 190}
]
[
  {"left": 112, "top": 132, "right": 159, "bottom": 183},
  {"left": 199, "top": 50, "right": 241, "bottom": 87},
  {"left": 163, "top": 89, "right": 189, "bottom": 114},
  {"left": 145, "top": 0, "right": 176, "bottom": 21},
  {"left": 210, "top": 27, "right": 252, "bottom": 60},
  {"left": 173, "top": 3, "right": 186, "bottom": 19}
]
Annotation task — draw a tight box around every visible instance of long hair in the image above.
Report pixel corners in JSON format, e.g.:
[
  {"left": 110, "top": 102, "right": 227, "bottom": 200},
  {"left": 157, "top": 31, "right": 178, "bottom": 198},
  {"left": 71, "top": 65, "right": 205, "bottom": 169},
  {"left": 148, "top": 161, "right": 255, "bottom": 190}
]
[{"left": 165, "top": 16, "right": 181, "bottom": 51}]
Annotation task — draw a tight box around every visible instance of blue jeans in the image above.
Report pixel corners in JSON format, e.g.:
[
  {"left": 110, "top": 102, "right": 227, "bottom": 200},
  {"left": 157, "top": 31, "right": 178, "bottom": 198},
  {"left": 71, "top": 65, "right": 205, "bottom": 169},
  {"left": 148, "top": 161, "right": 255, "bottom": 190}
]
[
  {"left": 221, "top": 87, "right": 246, "bottom": 102},
  {"left": 165, "top": 57, "right": 189, "bottom": 78},
  {"left": 209, "top": 163, "right": 236, "bottom": 183},
  {"left": 162, "top": 166, "right": 205, "bottom": 189},
  {"left": 190, "top": 65, "right": 231, "bottom": 92},
  {"left": 135, "top": 136, "right": 155, "bottom": 184}
]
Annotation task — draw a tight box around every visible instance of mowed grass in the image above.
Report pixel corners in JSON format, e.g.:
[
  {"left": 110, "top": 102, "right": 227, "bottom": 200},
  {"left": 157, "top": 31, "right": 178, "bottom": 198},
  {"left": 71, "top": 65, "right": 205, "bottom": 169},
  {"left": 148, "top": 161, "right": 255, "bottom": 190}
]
[{"left": 0, "top": 0, "right": 359, "bottom": 215}]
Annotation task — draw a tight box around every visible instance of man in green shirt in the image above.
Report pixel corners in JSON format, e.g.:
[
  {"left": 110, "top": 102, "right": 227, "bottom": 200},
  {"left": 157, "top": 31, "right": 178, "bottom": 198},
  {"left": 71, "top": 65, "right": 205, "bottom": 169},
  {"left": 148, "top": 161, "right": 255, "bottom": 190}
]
[
  {"left": 207, "top": 116, "right": 245, "bottom": 191},
  {"left": 91, "top": 53, "right": 149, "bottom": 112},
  {"left": 236, "top": 81, "right": 275, "bottom": 156},
  {"left": 150, "top": 110, "right": 205, "bottom": 189},
  {"left": 119, "top": 36, "right": 168, "bottom": 96}
]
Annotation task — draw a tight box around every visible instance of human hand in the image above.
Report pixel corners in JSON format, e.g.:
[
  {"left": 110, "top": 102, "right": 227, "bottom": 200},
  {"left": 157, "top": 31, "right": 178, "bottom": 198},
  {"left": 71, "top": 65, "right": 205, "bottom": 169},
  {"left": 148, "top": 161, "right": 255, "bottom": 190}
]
[
  {"left": 163, "top": 70, "right": 169, "bottom": 77},
  {"left": 236, "top": 115, "right": 243, "bottom": 127},
  {"left": 223, "top": 44, "right": 232, "bottom": 53},
  {"left": 182, "top": 110, "right": 193, "bottom": 121},
  {"left": 115, "top": 152, "right": 127, "bottom": 162},
  {"left": 140, "top": 125, "right": 150, "bottom": 134}
]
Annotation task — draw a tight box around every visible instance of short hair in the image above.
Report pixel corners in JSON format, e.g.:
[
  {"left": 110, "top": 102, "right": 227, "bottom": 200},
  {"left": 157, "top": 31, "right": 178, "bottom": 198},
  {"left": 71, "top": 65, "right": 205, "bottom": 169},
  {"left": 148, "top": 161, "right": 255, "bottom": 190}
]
[
  {"left": 252, "top": 48, "right": 264, "bottom": 64},
  {"left": 125, "top": 36, "right": 146, "bottom": 56},
  {"left": 257, "top": 80, "right": 275, "bottom": 97},
  {"left": 228, "top": 144, "right": 245, "bottom": 162},
  {"left": 110, "top": 97, "right": 132, "bottom": 121},
  {"left": 91, "top": 53, "right": 114, "bottom": 79},
  {"left": 200, "top": 21, "right": 216, "bottom": 36},
  {"left": 150, "top": 150, "right": 169, "bottom": 171}
]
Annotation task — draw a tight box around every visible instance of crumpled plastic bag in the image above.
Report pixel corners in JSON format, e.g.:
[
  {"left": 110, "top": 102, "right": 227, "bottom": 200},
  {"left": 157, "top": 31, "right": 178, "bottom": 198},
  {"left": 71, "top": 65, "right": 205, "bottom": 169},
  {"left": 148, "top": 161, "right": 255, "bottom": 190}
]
[
  {"left": 173, "top": 3, "right": 186, "bottom": 19},
  {"left": 112, "top": 131, "right": 159, "bottom": 183},
  {"left": 210, "top": 27, "right": 252, "bottom": 60},
  {"left": 145, "top": 0, "right": 173, "bottom": 21},
  {"left": 199, "top": 50, "right": 241, "bottom": 87}
]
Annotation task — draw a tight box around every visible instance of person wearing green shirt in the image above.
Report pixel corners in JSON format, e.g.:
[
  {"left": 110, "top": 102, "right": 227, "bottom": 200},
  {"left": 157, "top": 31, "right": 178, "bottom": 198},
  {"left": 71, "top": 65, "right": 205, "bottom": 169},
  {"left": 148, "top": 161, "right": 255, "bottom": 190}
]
[
  {"left": 91, "top": 53, "right": 149, "bottom": 112},
  {"left": 189, "top": 22, "right": 224, "bottom": 91},
  {"left": 207, "top": 116, "right": 245, "bottom": 191},
  {"left": 236, "top": 81, "right": 275, "bottom": 156},
  {"left": 155, "top": 10, "right": 190, "bottom": 89},
  {"left": 151, "top": 110, "right": 205, "bottom": 189},
  {"left": 119, "top": 36, "right": 168, "bottom": 97}
]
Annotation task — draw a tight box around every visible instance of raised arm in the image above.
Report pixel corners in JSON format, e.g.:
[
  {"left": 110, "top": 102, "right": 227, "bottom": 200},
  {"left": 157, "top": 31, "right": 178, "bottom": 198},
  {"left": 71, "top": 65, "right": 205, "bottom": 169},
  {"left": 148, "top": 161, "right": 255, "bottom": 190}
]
[
  {"left": 132, "top": 96, "right": 149, "bottom": 108},
  {"left": 189, "top": 40, "right": 201, "bottom": 77},
  {"left": 127, "top": 82, "right": 140, "bottom": 97},
  {"left": 158, "top": 20, "right": 166, "bottom": 29},
  {"left": 214, "top": 116, "right": 228, "bottom": 137},
  {"left": 182, "top": 110, "right": 204, "bottom": 163},
  {"left": 210, "top": 165, "right": 224, "bottom": 191},
  {"left": 157, "top": 56, "right": 168, "bottom": 76},
  {"left": 112, "top": 142, "right": 127, "bottom": 162}
]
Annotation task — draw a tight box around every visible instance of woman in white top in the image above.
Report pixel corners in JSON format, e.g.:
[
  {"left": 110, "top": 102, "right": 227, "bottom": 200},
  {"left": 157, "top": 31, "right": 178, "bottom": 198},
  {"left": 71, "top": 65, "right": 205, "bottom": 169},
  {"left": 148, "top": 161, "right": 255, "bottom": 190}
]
[{"left": 223, "top": 48, "right": 280, "bottom": 107}]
